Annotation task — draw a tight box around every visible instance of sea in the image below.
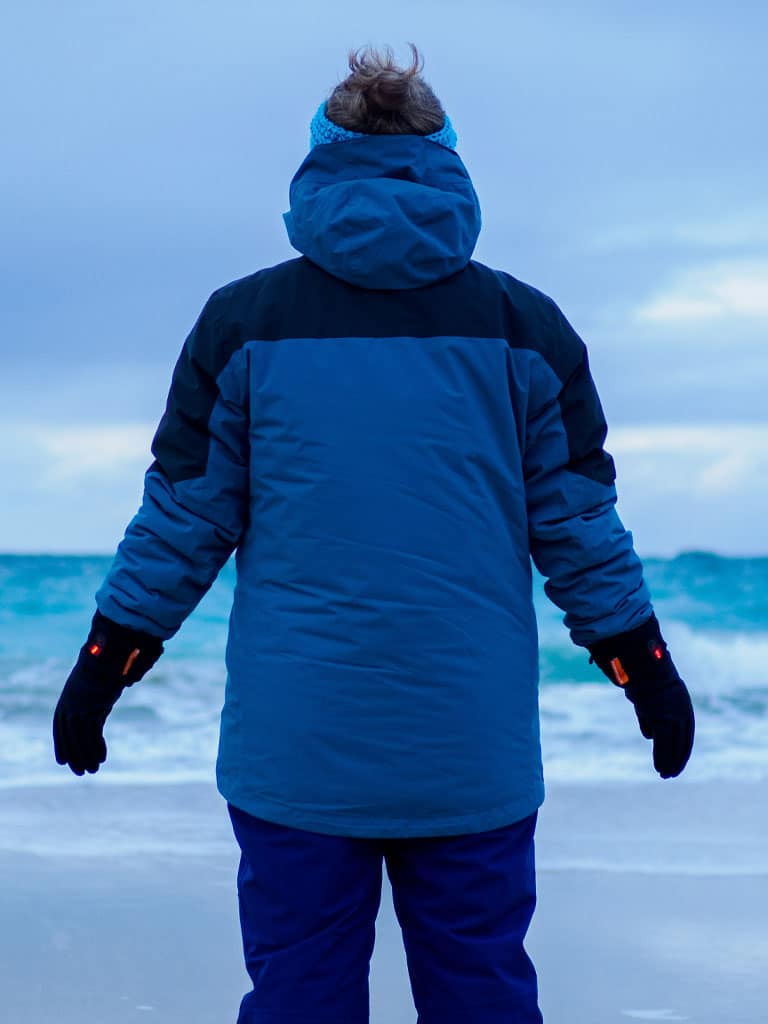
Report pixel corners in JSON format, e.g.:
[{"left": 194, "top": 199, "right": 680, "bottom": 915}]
[{"left": 1, "top": 552, "right": 766, "bottom": 789}]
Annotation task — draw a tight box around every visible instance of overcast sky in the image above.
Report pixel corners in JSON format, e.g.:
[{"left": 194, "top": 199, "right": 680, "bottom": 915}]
[{"left": 2, "top": 1, "right": 767, "bottom": 555}]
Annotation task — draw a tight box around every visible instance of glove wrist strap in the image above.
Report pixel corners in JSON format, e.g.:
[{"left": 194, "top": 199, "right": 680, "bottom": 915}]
[
  {"left": 587, "top": 613, "right": 675, "bottom": 690},
  {"left": 82, "top": 610, "right": 164, "bottom": 685}
]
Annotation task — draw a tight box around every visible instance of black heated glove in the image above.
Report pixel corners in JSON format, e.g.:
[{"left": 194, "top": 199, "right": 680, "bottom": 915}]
[
  {"left": 53, "top": 610, "right": 164, "bottom": 775},
  {"left": 587, "top": 612, "right": 695, "bottom": 779}
]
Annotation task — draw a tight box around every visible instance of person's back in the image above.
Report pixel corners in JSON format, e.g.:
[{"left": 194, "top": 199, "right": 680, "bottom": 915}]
[{"left": 53, "top": 43, "right": 695, "bottom": 1024}]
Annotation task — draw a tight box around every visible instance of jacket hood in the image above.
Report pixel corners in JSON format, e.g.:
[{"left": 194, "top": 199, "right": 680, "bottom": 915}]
[{"left": 282, "top": 135, "right": 482, "bottom": 290}]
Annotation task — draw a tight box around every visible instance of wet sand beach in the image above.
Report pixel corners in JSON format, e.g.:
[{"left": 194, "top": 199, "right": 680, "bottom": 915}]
[{"left": 2, "top": 780, "right": 765, "bottom": 1023}]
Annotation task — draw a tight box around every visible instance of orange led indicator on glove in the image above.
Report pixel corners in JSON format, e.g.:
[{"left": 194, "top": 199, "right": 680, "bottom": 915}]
[
  {"left": 122, "top": 648, "right": 141, "bottom": 677},
  {"left": 89, "top": 643, "right": 103, "bottom": 656},
  {"left": 610, "top": 657, "right": 629, "bottom": 686}
]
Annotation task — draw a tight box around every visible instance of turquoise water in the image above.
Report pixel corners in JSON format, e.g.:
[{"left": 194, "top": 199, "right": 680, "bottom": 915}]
[{"left": 1, "top": 553, "right": 766, "bottom": 786}]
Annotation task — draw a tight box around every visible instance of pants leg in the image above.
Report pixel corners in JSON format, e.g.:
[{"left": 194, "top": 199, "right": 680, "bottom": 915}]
[
  {"left": 384, "top": 811, "right": 543, "bottom": 1024},
  {"left": 228, "top": 804, "right": 383, "bottom": 1024}
]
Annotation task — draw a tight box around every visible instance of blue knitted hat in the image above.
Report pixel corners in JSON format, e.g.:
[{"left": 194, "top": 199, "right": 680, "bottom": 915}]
[{"left": 309, "top": 100, "right": 458, "bottom": 151}]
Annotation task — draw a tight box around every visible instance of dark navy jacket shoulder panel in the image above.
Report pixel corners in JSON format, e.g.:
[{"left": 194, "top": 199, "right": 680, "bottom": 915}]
[
  {"left": 152, "top": 257, "right": 613, "bottom": 487},
  {"left": 149, "top": 272, "right": 277, "bottom": 484},
  {"left": 489, "top": 266, "right": 586, "bottom": 381},
  {"left": 211, "top": 257, "right": 510, "bottom": 343},
  {"left": 482, "top": 265, "right": 615, "bottom": 486},
  {"left": 151, "top": 258, "right": 509, "bottom": 483}
]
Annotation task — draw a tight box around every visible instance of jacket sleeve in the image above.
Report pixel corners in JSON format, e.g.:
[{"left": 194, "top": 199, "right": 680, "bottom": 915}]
[
  {"left": 523, "top": 299, "right": 652, "bottom": 646},
  {"left": 94, "top": 290, "right": 249, "bottom": 639}
]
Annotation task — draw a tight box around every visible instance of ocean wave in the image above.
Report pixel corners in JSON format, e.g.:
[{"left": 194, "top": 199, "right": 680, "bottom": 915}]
[{"left": 3, "top": 644, "right": 768, "bottom": 787}]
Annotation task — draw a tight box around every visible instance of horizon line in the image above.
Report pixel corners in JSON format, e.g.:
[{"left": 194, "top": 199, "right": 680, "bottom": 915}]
[{"left": 1, "top": 549, "right": 767, "bottom": 561}]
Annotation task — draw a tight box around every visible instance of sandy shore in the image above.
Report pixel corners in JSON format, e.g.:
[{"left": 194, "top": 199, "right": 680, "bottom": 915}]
[{"left": 1, "top": 780, "right": 766, "bottom": 1023}]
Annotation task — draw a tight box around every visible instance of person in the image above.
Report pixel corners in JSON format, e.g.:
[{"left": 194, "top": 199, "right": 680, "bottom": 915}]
[{"left": 52, "top": 42, "right": 695, "bottom": 1024}]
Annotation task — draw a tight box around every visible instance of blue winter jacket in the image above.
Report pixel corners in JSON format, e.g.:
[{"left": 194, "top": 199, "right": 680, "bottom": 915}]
[{"left": 95, "top": 134, "right": 652, "bottom": 837}]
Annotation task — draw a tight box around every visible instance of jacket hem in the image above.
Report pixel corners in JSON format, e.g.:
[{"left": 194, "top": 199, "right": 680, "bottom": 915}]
[{"left": 216, "top": 777, "right": 545, "bottom": 838}]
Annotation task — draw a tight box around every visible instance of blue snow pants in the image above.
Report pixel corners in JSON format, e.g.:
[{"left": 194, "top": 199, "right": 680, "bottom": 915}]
[{"left": 228, "top": 804, "right": 543, "bottom": 1024}]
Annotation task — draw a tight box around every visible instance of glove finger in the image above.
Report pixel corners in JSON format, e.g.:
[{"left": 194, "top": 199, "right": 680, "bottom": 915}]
[
  {"left": 66, "top": 715, "right": 99, "bottom": 776},
  {"left": 653, "top": 718, "right": 688, "bottom": 779},
  {"left": 80, "top": 717, "right": 106, "bottom": 774},
  {"left": 71, "top": 715, "right": 106, "bottom": 775},
  {"left": 658, "top": 689, "right": 696, "bottom": 778},
  {"left": 53, "top": 704, "right": 68, "bottom": 766},
  {"left": 58, "top": 714, "right": 85, "bottom": 776},
  {"left": 677, "top": 703, "right": 695, "bottom": 775},
  {"left": 636, "top": 711, "right": 655, "bottom": 741},
  {"left": 85, "top": 732, "right": 107, "bottom": 773},
  {"left": 82, "top": 745, "right": 103, "bottom": 775}
]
